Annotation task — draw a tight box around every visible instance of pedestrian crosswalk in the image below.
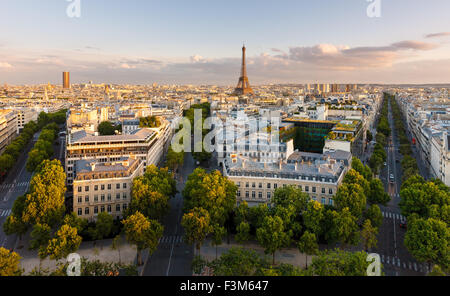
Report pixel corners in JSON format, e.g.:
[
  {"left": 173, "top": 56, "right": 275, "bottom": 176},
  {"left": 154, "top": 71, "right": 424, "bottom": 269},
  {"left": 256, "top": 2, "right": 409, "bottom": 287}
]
[
  {"left": 0, "top": 209, "right": 12, "bottom": 217},
  {"left": 158, "top": 235, "right": 184, "bottom": 245},
  {"left": 0, "top": 182, "right": 30, "bottom": 191},
  {"left": 381, "top": 254, "right": 429, "bottom": 273},
  {"left": 382, "top": 211, "right": 406, "bottom": 221}
]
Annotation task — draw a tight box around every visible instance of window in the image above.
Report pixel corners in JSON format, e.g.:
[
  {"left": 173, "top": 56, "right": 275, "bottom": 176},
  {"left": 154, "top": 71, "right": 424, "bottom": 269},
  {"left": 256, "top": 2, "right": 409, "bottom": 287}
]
[
  {"left": 107, "top": 205, "right": 112, "bottom": 213},
  {"left": 101, "top": 194, "right": 105, "bottom": 202},
  {"left": 267, "top": 183, "right": 271, "bottom": 189},
  {"left": 116, "top": 184, "right": 120, "bottom": 190},
  {"left": 101, "top": 185, "right": 105, "bottom": 190},
  {"left": 245, "top": 191, "right": 249, "bottom": 198},
  {"left": 252, "top": 191, "right": 256, "bottom": 199},
  {"left": 312, "top": 196, "right": 316, "bottom": 201},
  {"left": 85, "top": 196, "right": 89, "bottom": 203},
  {"left": 78, "top": 197, "right": 82, "bottom": 204},
  {"left": 259, "top": 183, "right": 262, "bottom": 189},
  {"left": 123, "top": 204, "right": 128, "bottom": 211},
  {"left": 94, "top": 185, "right": 98, "bottom": 191},
  {"left": 258, "top": 192, "right": 263, "bottom": 199},
  {"left": 237, "top": 182, "right": 241, "bottom": 187},
  {"left": 77, "top": 208, "right": 82, "bottom": 216},
  {"left": 94, "top": 206, "right": 98, "bottom": 214},
  {"left": 329, "top": 188, "right": 333, "bottom": 195},
  {"left": 267, "top": 192, "right": 271, "bottom": 199},
  {"left": 108, "top": 184, "right": 111, "bottom": 190},
  {"left": 123, "top": 193, "right": 127, "bottom": 200},
  {"left": 85, "top": 186, "right": 89, "bottom": 192},
  {"left": 252, "top": 183, "right": 255, "bottom": 188},
  {"left": 107, "top": 194, "right": 112, "bottom": 201},
  {"left": 329, "top": 198, "right": 334, "bottom": 206},
  {"left": 312, "top": 187, "right": 316, "bottom": 193},
  {"left": 101, "top": 206, "right": 105, "bottom": 213},
  {"left": 274, "top": 184, "right": 278, "bottom": 189},
  {"left": 237, "top": 190, "right": 241, "bottom": 197},
  {"left": 116, "top": 204, "right": 121, "bottom": 212},
  {"left": 246, "top": 182, "right": 249, "bottom": 188},
  {"left": 305, "top": 186, "right": 309, "bottom": 192},
  {"left": 322, "top": 188, "right": 326, "bottom": 194},
  {"left": 116, "top": 193, "right": 121, "bottom": 200},
  {"left": 123, "top": 183, "right": 127, "bottom": 189},
  {"left": 77, "top": 186, "right": 82, "bottom": 193},
  {"left": 321, "top": 197, "right": 326, "bottom": 204},
  {"left": 85, "top": 208, "right": 90, "bottom": 215},
  {"left": 94, "top": 195, "right": 98, "bottom": 202}
]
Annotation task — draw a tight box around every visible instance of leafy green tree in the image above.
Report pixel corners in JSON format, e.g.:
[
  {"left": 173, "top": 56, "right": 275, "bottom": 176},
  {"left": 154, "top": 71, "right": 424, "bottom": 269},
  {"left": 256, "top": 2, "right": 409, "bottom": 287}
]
[
  {"left": 404, "top": 218, "right": 449, "bottom": 270},
  {"left": 143, "top": 165, "right": 177, "bottom": 198},
  {"left": 361, "top": 219, "right": 378, "bottom": 251},
  {"left": 334, "top": 207, "right": 360, "bottom": 247},
  {"left": 334, "top": 183, "right": 366, "bottom": 218},
  {"left": 256, "top": 215, "right": 290, "bottom": 264},
  {"left": 235, "top": 221, "right": 251, "bottom": 244},
  {"left": 30, "top": 223, "right": 52, "bottom": 251},
  {"left": 364, "top": 204, "right": 383, "bottom": 228},
  {"left": 111, "top": 235, "right": 125, "bottom": 264},
  {"left": 91, "top": 212, "right": 114, "bottom": 240},
  {"left": 211, "top": 224, "right": 226, "bottom": 259},
  {"left": 23, "top": 160, "right": 66, "bottom": 227},
  {"left": 26, "top": 148, "right": 47, "bottom": 172},
  {"left": 209, "top": 247, "right": 269, "bottom": 276},
  {"left": 181, "top": 207, "right": 212, "bottom": 255},
  {"left": 129, "top": 178, "right": 169, "bottom": 220},
  {"left": 3, "top": 215, "right": 28, "bottom": 240},
  {"left": 303, "top": 200, "right": 324, "bottom": 236},
  {"left": 98, "top": 121, "right": 116, "bottom": 135},
  {"left": 0, "top": 247, "right": 22, "bottom": 276},
  {"left": 43, "top": 225, "right": 82, "bottom": 261},
  {"left": 428, "top": 265, "right": 447, "bottom": 276},
  {"left": 166, "top": 146, "right": 184, "bottom": 171},
  {"left": 400, "top": 181, "right": 449, "bottom": 218},
  {"left": 343, "top": 169, "right": 370, "bottom": 196},
  {"left": 248, "top": 203, "right": 270, "bottom": 230},
  {"left": 139, "top": 116, "right": 161, "bottom": 128},
  {"left": 63, "top": 213, "right": 88, "bottom": 234},
  {"left": 297, "top": 231, "right": 319, "bottom": 268},
  {"left": 272, "top": 185, "right": 309, "bottom": 213},
  {"left": 368, "top": 178, "right": 390, "bottom": 206},
  {"left": 310, "top": 249, "right": 370, "bottom": 276},
  {"left": 0, "top": 154, "right": 15, "bottom": 175},
  {"left": 183, "top": 168, "right": 237, "bottom": 226},
  {"left": 122, "top": 211, "right": 164, "bottom": 266}
]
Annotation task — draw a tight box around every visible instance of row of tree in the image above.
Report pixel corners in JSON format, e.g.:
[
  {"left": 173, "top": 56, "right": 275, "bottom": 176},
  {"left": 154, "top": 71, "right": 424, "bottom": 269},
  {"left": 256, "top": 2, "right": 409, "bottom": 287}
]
[
  {"left": 184, "top": 103, "right": 212, "bottom": 162},
  {"left": 193, "top": 246, "right": 373, "bottom": 276},
  {"left": 26, "top": 122, "right": 59, "bottom": 172},
  {"left": 387, "top": 93, "right": 449, "bottom": 275},
  {"left": 181, "top": 158, "right": 388, "bottom": 271},
  {"left": 0, "top": 120, "right": 39, "bottom": 179},
  {"left": 369, "top": 94, "right": 390, "bottom": 175}
]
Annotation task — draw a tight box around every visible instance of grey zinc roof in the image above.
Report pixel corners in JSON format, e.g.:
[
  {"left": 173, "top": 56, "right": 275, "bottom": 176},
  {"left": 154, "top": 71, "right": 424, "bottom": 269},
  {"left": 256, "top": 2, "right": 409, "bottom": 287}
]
[{"left": 70, "top": 128, "right": 155, "bottom": 144}]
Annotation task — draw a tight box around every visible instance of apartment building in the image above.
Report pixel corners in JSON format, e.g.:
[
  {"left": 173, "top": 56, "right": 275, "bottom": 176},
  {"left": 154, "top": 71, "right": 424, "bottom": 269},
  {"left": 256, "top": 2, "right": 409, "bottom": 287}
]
[
  {"left": 0, "top": 110, "right": 18, "bottom": 154},
  {"left": 15, "top": 108, "right": 37, "bottom": 133},
  {"left": 73, "top": 157, "right": 144, "bottom": 221},
  {"left": 66, "top": 119, "right": 173, "bottom": 185},
  {"left": 430, "top": 131, "right": 450, "bottom": 186},
  {"left": 223, "top": 149, "right": 351, "bottom": 207}
]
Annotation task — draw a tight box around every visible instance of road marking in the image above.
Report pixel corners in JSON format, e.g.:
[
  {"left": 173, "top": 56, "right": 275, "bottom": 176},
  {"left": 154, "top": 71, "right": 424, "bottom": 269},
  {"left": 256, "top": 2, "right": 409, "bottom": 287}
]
[
  {"left": 409, "top": 262, "right": 412, "bottom": 270},
  {"left": 414, "top": 263, "right": 417, "bottom": 271},
  {"left": 0, "top": 209, "right": 12, "bottom": 217},
  {"left": 397, "top": 258, "right": 401, "bottom": 267},
  {"left": 387, "top": 256, "right": 390, "bottom": 264}
]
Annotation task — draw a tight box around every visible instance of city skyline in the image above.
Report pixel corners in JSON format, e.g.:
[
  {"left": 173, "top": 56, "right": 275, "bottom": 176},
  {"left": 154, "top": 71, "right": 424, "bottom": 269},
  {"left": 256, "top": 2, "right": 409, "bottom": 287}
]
[{"left": 1, "top": 0, "right": 450, "bottom": 85}]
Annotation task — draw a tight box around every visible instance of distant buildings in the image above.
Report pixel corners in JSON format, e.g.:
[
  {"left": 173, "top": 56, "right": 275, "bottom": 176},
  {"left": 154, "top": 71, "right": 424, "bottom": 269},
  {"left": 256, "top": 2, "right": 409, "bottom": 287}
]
[
  {"left": 73, "top": 156, "right": 144, "bottom": 221},
  {"left": 0, "top": 110, "right": 18, "bottom": 154}
]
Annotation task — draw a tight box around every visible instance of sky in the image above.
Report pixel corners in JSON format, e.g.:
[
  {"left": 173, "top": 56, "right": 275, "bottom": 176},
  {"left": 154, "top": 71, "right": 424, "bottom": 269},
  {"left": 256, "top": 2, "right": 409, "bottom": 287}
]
[{"left": 0, "top": 0, "right": 450, "bottom": 85}]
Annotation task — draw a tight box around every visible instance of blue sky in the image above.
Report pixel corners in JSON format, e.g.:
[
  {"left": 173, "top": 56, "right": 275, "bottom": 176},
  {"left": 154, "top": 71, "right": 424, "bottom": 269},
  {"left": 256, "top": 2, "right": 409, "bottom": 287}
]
[{"left": 1, "top": 0, "right": 450, "bottom": 84}]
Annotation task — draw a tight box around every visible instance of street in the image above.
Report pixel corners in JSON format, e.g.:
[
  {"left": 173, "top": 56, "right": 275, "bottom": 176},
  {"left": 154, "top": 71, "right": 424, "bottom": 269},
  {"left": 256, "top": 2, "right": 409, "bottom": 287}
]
[
  {"left": 0, "top": 132, "right": 40, "bottom": 251},
  {"left": 142, "top": 152, "right": 196, "bottom": 276},
  {"left": 373, "top": 98, "right": 428, "bottom": 276}
]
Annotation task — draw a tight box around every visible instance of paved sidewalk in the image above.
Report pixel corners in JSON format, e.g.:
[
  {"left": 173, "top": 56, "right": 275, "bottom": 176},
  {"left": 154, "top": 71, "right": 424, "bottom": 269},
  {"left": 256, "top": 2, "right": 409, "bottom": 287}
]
[{"left": 17, "top": 237, "right": 137, "bottom": 275}]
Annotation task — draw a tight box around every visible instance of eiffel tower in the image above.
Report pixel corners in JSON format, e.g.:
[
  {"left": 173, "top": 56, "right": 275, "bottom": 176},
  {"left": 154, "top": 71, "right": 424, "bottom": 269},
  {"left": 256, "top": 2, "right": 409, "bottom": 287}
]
[{"left": 234, "top": 45, "right": 254, "bottom": 96}]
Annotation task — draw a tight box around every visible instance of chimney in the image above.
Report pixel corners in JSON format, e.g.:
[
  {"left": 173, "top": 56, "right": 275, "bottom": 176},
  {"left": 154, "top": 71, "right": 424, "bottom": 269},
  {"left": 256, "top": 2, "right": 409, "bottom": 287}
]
[
  {"left": 295, "top": 162, "right": 298, "bottom": 171},
  {"left": 279, "top": 159, "right": 283, "bottom": 170}
]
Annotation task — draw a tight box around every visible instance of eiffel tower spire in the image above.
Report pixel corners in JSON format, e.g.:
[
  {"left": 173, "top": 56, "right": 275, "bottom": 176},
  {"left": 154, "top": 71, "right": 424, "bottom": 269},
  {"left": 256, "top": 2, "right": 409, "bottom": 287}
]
[{"left": 234, "top": 44, "right": 254, "bottom": 95}]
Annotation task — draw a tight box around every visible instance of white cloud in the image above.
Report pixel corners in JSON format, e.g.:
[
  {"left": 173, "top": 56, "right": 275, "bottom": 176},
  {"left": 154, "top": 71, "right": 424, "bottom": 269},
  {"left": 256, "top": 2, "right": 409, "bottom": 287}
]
[{"left": 0, "top": 62, "right": 12, "bottom": 69}]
